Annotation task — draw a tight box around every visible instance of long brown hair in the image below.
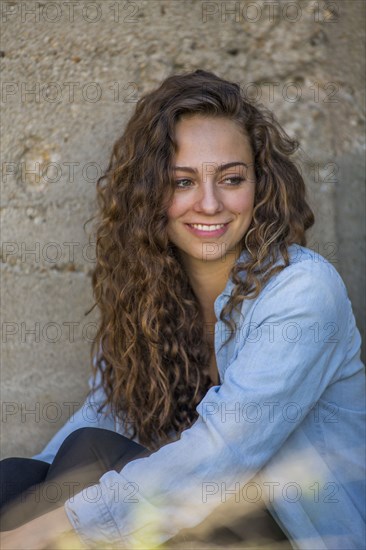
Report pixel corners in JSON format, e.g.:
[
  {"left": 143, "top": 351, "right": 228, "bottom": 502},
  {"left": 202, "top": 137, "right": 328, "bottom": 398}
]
[{"left": 84, "top": 69, "right": 314, "bottom": 451}]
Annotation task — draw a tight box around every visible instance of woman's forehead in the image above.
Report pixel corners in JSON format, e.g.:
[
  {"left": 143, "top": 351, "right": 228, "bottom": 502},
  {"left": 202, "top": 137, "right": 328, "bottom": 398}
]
[{"left": 173, "top": 116, "right": 253, "bottom": 165}]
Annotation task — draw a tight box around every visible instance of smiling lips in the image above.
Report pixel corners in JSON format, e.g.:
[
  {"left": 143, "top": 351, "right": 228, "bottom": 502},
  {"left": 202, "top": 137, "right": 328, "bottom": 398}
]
[
  {"left": 189, "top": 223, "right": 226, "bottom": 231},
  {"left": 185, "top": 222, "right": 230, "bottom": 237}
]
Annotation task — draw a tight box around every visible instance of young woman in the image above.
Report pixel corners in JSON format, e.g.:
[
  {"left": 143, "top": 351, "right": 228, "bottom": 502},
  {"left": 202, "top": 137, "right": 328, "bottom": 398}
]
[{"left": 1, "top": 69, "right": 365, "bottom": 550}]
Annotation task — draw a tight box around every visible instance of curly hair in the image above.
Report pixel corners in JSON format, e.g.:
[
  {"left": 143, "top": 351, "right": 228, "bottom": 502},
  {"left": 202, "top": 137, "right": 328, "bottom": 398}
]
[{"left": 84, "top": 69, "right": 314, "bottom": 451}]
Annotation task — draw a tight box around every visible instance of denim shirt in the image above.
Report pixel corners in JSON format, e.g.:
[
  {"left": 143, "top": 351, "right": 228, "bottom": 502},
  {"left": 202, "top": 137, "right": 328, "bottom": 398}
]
[{"left": 33, "top": 244, "right": 366, "bottom": 550}]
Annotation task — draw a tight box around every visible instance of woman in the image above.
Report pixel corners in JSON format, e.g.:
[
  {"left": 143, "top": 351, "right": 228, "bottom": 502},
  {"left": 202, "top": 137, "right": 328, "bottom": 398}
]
[{"left": 1, "top": 69, "right": 365, "bottom": 549}]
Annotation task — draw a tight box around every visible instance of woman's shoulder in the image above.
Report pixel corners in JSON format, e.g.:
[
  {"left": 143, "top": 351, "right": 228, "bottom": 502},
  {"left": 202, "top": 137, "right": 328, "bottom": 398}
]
[
  {"left": 242, "top": 243, "right": 352, "bottom": 333},
  {"left": 223, "top": 243, "right": 349, "bottom": 319},
  {"left": 264, "top": 243, "right": 349, "bottom": 299},
  {"left": 286, "top": 243, "right": 337, "bottom": 268}
]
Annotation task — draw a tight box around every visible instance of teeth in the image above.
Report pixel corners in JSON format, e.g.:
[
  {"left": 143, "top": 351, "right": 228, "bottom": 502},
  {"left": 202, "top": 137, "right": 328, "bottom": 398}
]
[{"left": 190, "top": 224, "right": 225, "bottom": 231}]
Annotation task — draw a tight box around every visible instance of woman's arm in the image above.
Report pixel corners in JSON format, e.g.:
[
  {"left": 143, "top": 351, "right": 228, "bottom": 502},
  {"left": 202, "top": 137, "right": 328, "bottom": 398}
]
[{"left": 62, "top": 258, "right": 364, "bottom": 549}]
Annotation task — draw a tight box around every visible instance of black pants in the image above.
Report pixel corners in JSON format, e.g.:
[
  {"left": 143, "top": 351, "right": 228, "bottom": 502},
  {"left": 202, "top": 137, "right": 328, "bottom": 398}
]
[{"left": 0, "top": 428, "right": 291, "bottom": 548}]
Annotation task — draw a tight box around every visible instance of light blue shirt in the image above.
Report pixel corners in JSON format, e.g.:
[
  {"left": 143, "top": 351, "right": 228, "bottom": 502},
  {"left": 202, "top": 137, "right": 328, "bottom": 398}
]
[{"left": 33, "top": 244, "right": 366, "bottom": 549}]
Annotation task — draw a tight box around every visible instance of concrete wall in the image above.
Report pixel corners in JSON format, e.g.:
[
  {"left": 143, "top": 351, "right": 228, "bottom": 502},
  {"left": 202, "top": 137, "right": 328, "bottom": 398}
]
[{"left": 1, "top": 0, "right": 365, "bottom": 458}]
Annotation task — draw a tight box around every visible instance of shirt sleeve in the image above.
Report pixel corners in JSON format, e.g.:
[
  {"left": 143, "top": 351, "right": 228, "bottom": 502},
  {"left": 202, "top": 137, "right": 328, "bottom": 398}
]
[
  {"left": 32, "top": 357, "right": 116, "bottom": 464},
  {"left": 64, "top": 259, "right": 352, "bottom": 548}
]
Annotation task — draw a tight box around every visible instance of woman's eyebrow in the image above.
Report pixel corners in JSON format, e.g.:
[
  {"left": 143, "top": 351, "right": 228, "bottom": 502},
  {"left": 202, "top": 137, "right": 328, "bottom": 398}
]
[{"left": 173, "top": 162, "right": 249, "bottom": 173}]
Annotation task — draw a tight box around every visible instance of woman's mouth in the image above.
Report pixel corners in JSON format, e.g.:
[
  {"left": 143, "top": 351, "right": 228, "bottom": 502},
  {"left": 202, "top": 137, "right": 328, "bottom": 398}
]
[{"left": 185, "top": 222, "right": 230, "bottom": 237}]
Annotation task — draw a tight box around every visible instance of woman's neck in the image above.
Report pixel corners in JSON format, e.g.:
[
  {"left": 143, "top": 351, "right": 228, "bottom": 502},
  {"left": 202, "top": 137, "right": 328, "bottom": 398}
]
[{"left": 179, "top": 252, "right": 236, "bottom": 324}]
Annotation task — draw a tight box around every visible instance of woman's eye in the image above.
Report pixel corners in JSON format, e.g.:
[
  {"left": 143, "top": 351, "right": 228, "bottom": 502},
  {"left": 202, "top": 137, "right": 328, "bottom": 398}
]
[
  {"left": 176, "top": 179, "right": 193, "bottom": 188},
  {"left": 222, "top": 177, "right": 245, "bottom": 186},
  {"left": 175, "top": 177, "right": 245, "bottom": 189}
]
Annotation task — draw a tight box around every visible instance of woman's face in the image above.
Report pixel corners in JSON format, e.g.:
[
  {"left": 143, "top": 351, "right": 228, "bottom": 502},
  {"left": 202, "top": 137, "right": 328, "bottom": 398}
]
[{"left": 167, "top": 115, "right": 256, "bottom": 264}]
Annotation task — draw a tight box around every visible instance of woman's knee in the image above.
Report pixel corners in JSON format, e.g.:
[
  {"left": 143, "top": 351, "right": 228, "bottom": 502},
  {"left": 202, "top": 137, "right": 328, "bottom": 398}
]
[
  {"left": 58, "top": 427, "right": 132, "bottom": 453},
  {"left": 0, "top": 457, "right": 49, "bottom": 479},
  {"left": 59, "top": 427, "right": 99, "bottom": 446},
  {"left": 52, "top": 428, "right": 144, "bottom": 471},
  {"left": 0, "top": 458, "right": 50, "bottom": 508},
  {"left": 0, "top": 458, "right": 23, "bottom": 485},
  {"left": 0, "top": 457, "right": 24, "bottom": 469}
]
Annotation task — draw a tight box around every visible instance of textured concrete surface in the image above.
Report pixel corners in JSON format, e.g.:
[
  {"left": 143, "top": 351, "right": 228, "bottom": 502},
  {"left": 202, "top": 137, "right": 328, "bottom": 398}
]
[{"left": 1, "top": 0, "right": 365, "bottom": 459}]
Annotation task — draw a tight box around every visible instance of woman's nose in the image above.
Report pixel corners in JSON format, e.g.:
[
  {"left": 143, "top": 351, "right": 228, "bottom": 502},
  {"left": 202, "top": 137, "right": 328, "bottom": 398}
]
[{"left": 194, "top": 182, "right": 223, "bottom": 213}]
